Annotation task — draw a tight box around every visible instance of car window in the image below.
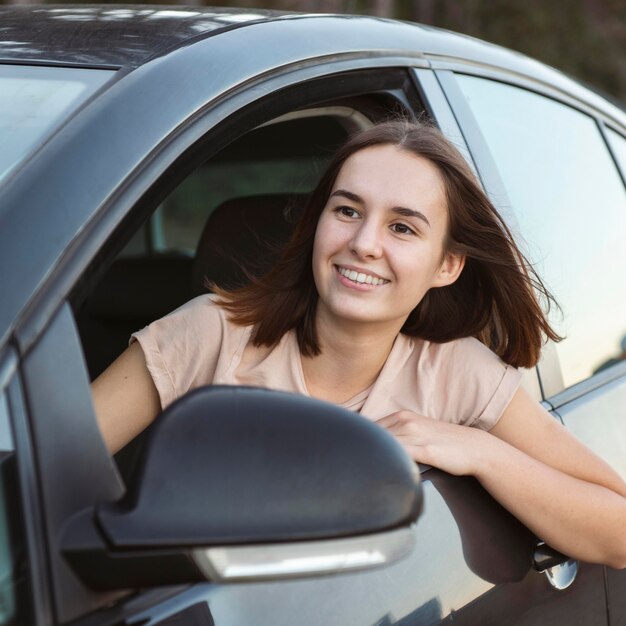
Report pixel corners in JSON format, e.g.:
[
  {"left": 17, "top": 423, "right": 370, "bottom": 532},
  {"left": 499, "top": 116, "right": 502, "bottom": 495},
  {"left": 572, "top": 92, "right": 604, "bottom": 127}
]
[
  {"left": 0, "top": 65, "right": 114, "bottom": 183},
  {"left": 456, "top": 75, "right": 626, "bottom": 389},
  {"left": 0, "top": 392, "right": 30, "bottom": 626}
]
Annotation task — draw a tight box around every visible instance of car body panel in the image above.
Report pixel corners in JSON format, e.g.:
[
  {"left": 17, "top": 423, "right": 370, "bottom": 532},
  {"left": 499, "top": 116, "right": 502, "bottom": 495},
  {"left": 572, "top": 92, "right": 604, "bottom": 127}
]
[{"left": 555, "top": 375, "right": 626, "bottom": 625}]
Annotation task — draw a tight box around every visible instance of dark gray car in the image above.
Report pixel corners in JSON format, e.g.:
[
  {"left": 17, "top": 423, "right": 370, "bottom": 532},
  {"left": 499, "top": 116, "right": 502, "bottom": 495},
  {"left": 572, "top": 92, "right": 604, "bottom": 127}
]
[{"left": 2, "top": 6, "right": 626, "bottom": 626}]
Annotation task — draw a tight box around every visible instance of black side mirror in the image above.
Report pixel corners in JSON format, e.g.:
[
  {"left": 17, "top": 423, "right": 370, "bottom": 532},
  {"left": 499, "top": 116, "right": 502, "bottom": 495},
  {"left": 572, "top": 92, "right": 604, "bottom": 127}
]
[{"left": 63, "top": 386, "right": 422, "bottom": 589}]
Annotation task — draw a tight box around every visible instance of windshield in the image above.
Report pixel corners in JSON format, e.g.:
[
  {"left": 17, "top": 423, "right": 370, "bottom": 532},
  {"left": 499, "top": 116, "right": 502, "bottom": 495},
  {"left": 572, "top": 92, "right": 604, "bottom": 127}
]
[{"left": 0, "top": 64, "right": 114, "bottom": 183}]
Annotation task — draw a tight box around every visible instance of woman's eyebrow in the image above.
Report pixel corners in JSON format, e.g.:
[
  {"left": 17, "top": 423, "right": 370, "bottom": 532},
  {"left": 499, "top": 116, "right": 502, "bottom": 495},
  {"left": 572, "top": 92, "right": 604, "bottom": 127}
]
[
  {"left": 392, "top": 206, "right": 431, "bottom": 228},
  {"left": 330, "top": 189, "right": 363, "bottom": 203},
  {"left": 330, "top": 189, "right": 431, "bottom": 228}
]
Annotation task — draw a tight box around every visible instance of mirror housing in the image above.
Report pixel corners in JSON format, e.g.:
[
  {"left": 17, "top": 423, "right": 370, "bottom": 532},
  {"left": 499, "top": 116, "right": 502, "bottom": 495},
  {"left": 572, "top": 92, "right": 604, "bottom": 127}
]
[{"left": 63, "top": 386, "right": 422, "bottom": 589}]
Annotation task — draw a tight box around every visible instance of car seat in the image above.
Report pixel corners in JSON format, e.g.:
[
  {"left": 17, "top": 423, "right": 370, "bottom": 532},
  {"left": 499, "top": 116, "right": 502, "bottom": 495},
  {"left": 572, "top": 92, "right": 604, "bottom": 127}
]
[{"left": 191, "top": 193, "right": 306, "bottom": 294}]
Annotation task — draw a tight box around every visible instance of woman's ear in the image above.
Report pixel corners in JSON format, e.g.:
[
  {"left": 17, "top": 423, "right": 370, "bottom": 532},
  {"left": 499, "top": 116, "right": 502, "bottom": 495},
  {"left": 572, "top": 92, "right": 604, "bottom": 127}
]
[{"left": 432, "top": 252, "right": 465, "bottom": 288}]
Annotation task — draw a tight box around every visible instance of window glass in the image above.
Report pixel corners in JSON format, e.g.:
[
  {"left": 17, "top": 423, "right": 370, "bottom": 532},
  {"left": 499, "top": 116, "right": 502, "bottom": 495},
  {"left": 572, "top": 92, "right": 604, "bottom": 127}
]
[
  {"left": 0, "top": 393, "right": 30, "bottom": 626},
  {"left": 457, "top": 75, "right": 626, "bottom": 388},
  {"left": 0, "top": 65, "right": 114, "bottom": 183}
]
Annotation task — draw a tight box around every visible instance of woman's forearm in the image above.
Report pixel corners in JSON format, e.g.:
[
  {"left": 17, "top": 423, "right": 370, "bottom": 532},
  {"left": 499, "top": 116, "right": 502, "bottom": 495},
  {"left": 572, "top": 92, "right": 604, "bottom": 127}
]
[
  {"left": 377, "top": 405, "right": 626, "bottom": 569},
  {"left": 475, "top": 432, "right": 626, "bottom": 569}
]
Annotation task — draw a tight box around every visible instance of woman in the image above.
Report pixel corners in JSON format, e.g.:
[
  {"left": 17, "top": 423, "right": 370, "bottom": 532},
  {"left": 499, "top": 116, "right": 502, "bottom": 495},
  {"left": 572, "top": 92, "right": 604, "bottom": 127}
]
[{"left": 92, "top": 120, "right": 626, "bottom": 569}]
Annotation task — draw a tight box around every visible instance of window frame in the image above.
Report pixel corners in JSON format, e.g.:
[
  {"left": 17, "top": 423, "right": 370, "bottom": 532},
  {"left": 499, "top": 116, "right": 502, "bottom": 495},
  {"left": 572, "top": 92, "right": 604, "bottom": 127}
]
[
  {"left": 15, "top": 62, "right": 424, "bottom": 355},
  {"left": 601, "top": 123, "right": 626, "bottom": 187}
]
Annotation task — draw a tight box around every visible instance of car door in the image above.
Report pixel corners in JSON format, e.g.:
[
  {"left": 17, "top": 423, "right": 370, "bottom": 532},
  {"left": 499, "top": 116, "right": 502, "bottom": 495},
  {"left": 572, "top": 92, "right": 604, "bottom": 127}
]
[{"left": 433, "top": 65, "right": 626, "bottom": 625}]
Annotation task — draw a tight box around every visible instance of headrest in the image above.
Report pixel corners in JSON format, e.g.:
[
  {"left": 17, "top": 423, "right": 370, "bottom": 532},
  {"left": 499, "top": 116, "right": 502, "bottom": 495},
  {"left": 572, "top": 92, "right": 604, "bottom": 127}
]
[{"left": 192, "top": 193, "right": 307, "bottom": 293}]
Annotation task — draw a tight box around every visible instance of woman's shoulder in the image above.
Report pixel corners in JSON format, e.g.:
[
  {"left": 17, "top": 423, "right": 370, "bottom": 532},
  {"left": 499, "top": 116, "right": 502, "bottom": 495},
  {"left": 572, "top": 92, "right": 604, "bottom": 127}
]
[
  {"left": 169, "top": 292, "right": 226, "bottom": 316},
  {"left": 409, "top": 334, "right": 520, "bottom": 389},
  {"left": 439, "top": 335, "right": 504, "bottom": 360},
  {"left": 403, "top": 335, "right": 522, "bottom": 430},
  {"left": 130, "top": 294, "right": 251, "bottom": 410},
  {"left": 164, "top": 293, "right": 245, "bottom": 328},
  {"left": 413, "top": 334, "right": 506, "bottom": 367},
  {"left": 133, "top": 293, "right": 250, "bottom": 351}
]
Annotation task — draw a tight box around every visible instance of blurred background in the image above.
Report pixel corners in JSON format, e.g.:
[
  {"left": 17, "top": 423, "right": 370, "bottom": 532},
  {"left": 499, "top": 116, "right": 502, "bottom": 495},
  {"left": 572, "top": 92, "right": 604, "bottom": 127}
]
[{"left": 2, "top": 0, "right": 624, "bottom": 103}]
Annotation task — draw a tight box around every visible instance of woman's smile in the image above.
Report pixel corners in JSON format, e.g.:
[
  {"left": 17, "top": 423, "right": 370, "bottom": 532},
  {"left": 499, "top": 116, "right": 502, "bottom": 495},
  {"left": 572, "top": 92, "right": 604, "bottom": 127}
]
[{"left": 334, "top": 264, "right": 391, "bottom": 289}]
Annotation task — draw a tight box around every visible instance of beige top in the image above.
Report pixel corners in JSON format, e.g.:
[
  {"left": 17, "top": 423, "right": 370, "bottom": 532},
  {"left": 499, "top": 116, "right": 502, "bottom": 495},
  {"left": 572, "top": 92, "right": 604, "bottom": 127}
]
[{"left": 131, "top": 295, "right": 522, "bottom": 431}]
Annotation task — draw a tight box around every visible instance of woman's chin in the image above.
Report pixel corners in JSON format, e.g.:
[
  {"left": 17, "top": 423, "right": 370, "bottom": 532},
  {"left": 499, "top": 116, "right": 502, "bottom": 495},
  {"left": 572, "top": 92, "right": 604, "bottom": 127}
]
[{"left": 324, "top": 303, "right": 404, "bottom": 329}]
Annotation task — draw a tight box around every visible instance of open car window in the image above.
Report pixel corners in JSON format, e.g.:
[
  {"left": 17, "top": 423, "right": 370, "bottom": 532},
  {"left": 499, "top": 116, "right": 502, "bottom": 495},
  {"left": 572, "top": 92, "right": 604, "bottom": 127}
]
[{"left": 77, "top": 107, "right": 372, "bottom": 384}]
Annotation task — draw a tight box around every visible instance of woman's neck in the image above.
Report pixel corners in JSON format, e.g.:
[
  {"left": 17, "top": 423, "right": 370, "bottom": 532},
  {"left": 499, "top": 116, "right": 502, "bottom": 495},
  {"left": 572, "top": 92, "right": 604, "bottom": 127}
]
[{"left": 300, "top": 311, "right": 402, "bottom": 405}]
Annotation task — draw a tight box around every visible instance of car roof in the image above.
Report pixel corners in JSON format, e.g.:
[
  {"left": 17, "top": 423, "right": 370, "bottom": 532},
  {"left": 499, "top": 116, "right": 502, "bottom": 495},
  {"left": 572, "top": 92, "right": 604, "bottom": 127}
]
[
  {"left": 0, "top": 5, "right": 292, "bottom": 68},
  {"left": 2, "top": 5, "right": 622, "bottom": 118},
  {"left": 2, "top": 5, "right": 622, "bottom": 127},
  {"left": 0, "top": 4, "right": 583, "bottom": 77}
]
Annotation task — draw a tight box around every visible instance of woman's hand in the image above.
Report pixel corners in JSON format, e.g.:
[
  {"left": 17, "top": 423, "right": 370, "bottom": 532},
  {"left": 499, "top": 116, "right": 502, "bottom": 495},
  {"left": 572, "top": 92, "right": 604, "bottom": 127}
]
[{"left": 377, "top": 410, "right": 491, "bottom": 477}]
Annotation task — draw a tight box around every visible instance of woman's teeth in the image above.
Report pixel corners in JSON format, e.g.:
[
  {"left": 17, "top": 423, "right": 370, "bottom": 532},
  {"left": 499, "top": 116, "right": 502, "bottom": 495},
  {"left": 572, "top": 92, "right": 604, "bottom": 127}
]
[{"left": 337, "top": 266, "right": 388, "bottom": 285}]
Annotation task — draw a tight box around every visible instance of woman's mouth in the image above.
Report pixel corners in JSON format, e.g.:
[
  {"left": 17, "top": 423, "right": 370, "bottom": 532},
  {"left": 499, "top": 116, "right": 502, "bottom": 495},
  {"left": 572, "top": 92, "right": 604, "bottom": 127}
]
[{"left": 335, "top": 265, "right": 390, "bottom": 288}]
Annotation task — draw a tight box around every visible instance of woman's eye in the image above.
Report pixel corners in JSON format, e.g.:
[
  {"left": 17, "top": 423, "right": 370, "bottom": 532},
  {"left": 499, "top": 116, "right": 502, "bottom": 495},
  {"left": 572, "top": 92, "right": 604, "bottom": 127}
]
[
  {"left": 334, "top": 206, "right": 359, "bottom": 218},
  {"left": 391, "top": 223, "right": 415, "bottom": 235}
]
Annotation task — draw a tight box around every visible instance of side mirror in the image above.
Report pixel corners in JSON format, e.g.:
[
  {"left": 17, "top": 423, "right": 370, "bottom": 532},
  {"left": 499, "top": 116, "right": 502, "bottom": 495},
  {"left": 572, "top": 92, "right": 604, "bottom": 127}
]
[{"left": 63, "top": 386, "right": 422, "bottom": 589}]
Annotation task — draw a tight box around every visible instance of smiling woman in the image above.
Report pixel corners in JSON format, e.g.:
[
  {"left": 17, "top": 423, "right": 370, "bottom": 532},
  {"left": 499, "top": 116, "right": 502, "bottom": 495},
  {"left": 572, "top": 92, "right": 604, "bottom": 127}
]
[{"left": 91, "top": 119, "right": 626, "bottom": 569}]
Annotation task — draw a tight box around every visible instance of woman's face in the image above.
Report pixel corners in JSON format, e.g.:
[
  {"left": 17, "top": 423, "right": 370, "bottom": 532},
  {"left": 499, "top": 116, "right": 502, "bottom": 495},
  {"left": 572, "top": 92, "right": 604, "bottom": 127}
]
[{"left": 312, "top": 144, "right": 464, "bottom": 332}]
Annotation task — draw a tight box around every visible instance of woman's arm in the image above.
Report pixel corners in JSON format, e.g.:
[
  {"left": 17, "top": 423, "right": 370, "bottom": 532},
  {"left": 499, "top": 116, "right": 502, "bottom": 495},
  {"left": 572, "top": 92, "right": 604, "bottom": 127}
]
[
  {"left": 377, "top": 387, "right": 626, "bottom": 569},
  {"left": 91, "top": 341, "right": 161, "bottom": 454}
]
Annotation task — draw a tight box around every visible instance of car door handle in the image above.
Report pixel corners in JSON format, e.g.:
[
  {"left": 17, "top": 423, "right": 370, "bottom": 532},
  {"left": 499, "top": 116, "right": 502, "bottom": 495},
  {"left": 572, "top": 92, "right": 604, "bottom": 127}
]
[
  {"left": 532, "top": 542, "right": 569, "bottom": 571},
  {"left": 533, "top": 542, "right": 579, "bottom": 590}
]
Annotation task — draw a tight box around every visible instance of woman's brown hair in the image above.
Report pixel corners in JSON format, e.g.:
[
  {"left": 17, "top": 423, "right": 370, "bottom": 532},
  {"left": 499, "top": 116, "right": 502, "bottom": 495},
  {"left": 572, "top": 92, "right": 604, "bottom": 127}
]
[{"left": 213, "top": 119, "right": 561, "bottom": 368}]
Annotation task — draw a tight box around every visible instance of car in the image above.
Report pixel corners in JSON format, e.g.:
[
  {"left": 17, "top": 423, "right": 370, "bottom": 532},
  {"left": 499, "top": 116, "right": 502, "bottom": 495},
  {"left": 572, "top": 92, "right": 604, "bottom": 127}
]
[{"left": 1, "top": 5, "right": 626, "bottom": 625}]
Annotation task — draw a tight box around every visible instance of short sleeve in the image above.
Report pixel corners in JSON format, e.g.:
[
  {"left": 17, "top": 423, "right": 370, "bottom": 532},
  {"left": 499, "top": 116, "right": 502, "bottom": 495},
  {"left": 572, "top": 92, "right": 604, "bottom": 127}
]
[
  {"left": 430, "top": 337, "right": 523, "bottom": 431},
  {"left": 446, "top": 338, "right": 522, "bottom": 430},
  {"left": 130, "top": 295, "right": 236, "bottom": 410}
]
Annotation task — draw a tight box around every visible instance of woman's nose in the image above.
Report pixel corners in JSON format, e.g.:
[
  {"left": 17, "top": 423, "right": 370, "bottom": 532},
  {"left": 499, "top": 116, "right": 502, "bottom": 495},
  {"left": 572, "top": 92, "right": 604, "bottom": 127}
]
[{"left": 349, "top": 221, "right": 383, "bottom": 259}]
